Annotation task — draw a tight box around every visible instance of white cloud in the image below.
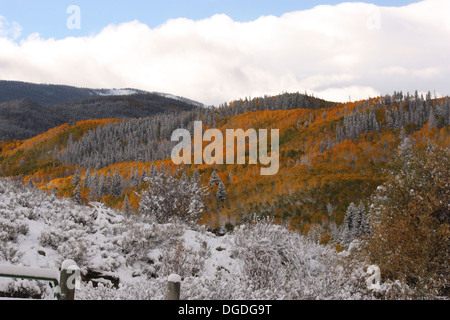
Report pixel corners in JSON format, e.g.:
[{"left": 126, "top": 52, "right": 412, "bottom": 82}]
[
  {"left": 0, "top": 0, "right": 449, "bottom": 105},
  {"left": 0, "top": 16, "right": 22, "bottom": 40}
]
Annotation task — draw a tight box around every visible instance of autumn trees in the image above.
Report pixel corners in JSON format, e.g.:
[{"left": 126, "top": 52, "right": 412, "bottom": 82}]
[{"left": 364, "top": 142, "right": 449, "bottom": 297}]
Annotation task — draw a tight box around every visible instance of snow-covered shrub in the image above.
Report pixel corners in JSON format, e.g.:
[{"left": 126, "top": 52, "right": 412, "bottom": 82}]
[
  {"left": 117, "top": 221, "right": 158, "bottom": 259},
  {"left": 3, "top": 279, "right": 53, "bottom": 300},
  {"left": 0, "top": 210, "right": 29, "bottom": 242},
  {"left": 77, "top": 279, "right": 167, "bottom": 300},
  {"left": 159, "top": 241, "right": 206, "bottom": 279},
  {"left": 139, "top": 172, "right": 208, "bottom": 224},
  {"left": 39, "top": 228, "right": 63, "bottom": 250},
  {"left": 233, "top": 217, "right": 301, "bottom": 291},
  {"left": 0, "top": 218, "right": 29, "bottom": 242},
  {"left": 0, "top": 243, "right": 21, "bottom": 263}
]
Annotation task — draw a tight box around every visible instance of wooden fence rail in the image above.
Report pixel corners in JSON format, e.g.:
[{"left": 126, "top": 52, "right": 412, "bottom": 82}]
[
  {"left": 1, "top": 263, "right": 181, "bottom": 300},
  {"left": 0, "top": 260, "right": 79, "bottom": 300}
]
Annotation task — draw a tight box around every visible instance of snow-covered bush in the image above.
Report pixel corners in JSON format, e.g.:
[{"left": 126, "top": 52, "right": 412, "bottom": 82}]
[
  {"left": 0, "top": 213, "right": 29, "bottom": 242},
  {"left": 139, "top": 172, "right": 208, "bottom": 224},
  {"left": 233, "top": 217, "right": 300, "bottom": 291},
  {"left": 2, "top": 279, "right": 53, "bottom": 300},
  {"left": 159, "top": 241, "right": 206, "bottom": 279}
]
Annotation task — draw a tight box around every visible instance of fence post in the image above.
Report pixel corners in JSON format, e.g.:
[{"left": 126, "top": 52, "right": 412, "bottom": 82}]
[
  {"left": 167, "top": 274, "right": 181, "bottom": 300},
  {"left": 60, "top": 260, "right": 79, "bottom": 300}
]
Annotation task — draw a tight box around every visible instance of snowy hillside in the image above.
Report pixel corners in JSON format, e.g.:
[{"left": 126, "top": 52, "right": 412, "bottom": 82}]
[
  {"left": 94, "top": 88, "right": 207, "bottom": 107},
  {"left": 95, "top": 89, "right": 140, "bottom": 96},
  {"left": 0, "top": 178, "right": 414, "bottom": 300}
]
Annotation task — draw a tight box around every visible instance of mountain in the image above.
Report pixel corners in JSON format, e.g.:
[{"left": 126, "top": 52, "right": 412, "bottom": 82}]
[
  {"left": 0, "top": 91, "right": 203, "bottom": 141},
  {"left": 0, "top": 80, "right": 206, "bottom": 107}
]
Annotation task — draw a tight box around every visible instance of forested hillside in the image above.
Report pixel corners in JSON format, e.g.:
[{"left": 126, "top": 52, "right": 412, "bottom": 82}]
[
  {"left": 0, "top": 93, "right": 200, "bottom": 140},
  {"left": 0, "top": 81, "right": 101, "bottom": 105},
  {"left": 1, "top": 90, "right": 448, "bottom": 230},
  {"left": 0, "top": 89, "right": 449, "bottom": 299}
]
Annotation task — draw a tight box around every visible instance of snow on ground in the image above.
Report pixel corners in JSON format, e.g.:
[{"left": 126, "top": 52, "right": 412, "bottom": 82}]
[
  {"left": 96, "top": 89, "right": 139, "bottom": 96},
  {"left": 0, "top": 178, "right": 409, "bottom": 300}
]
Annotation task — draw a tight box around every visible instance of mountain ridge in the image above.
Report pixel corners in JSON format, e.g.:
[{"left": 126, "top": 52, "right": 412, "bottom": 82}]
[{"left": 0, "top": 80, "right": 206, "bottom": 107}]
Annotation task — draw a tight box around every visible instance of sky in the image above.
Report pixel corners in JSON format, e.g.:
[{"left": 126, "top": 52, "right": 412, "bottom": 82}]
[{"left": 0, "top": 0, "right": 448, "bottom": 105}]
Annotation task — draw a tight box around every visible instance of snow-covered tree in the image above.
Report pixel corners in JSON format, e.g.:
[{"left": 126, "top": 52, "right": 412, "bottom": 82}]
[
  {"left": 209, "top": 170, "right": 220, "bottom": 187},
  {"left": 89, "top": 171, "right": 99, "bottom": 200},
  {"left": 130, "top": 168, "right": 140, "bottom": 190},
  {"left": 217, "top": 181, "right": 227, "bottom": 204},
  {"left": 139, "top": 172, "right": 209, "bottom": 224},
  {"left": 111, "top": 171, "right": 123, "bottom": 197},
  {"left": 83, "top": 168, "right": 91, "bottom": 188},
  {"left": 123, "top": 195, "right": 131, "bottom": 216},
  {"left": 73, "top": 185, "right": 82, "bottom": 205},
  {"left": 72, "top": 169, "right": 81, "bottom": 187}
]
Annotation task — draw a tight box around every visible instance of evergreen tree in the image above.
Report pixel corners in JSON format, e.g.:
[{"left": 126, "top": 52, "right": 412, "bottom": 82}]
[
  {"left": 89, "top": 171, "right": 99, "bottom": 200},
  {"left": 209, "top": 170, "right": 220, "bottom": 187},
  {"left": 27, "top": 178, "right": 35, "bottom": 189},
  {"left": 111, "top": 171, "right": 123, "bottom": 197},
  {"left": 359, "top": 203, "right": 371, "bottom": 236},
  {"left": 131, "top": 167, "right": 140, "bottom": 190},
  {"left": 123, "top": 195, "right": 131, "bottom": 215},
  {"left": 83, "top": 168, "right": 91, "bottom": 188},
  {"left": 428, "top": 109, "right": 438, "bottom": 129},
  {"left": 73, "top": 185, "right": 82, "bottom": 205},
  {"left": 98, "top": 174, "right": 106, "bottom": 199},
  {"left": 341, "top": 202, "right": 358, "bottom": 246},
  {"left": 141, "top": 168, "right": 148, "bottom": 184},
  {"left": 217, "top": 181, "right": 227, "bottom": 204},
  {"left": 72, "top": 169, "right": 81, "bottom": 187},
  {"left": 192, "top": 169, "right": 200, "bottom": 185}
]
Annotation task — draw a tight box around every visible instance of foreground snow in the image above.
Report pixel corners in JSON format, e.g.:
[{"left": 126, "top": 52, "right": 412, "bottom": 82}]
[{"left": 0, "top": 178, "right": 409, "bottom": 300}]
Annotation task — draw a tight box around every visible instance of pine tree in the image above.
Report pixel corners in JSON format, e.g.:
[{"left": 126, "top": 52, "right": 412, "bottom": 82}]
[
  {"left": 209, "top": 170, "right": 220, "bottom": 187},
  {"left": 73, "top": 185, "right": 82, "bottom": 205},
  {"left": 217, "top": 181, "right": 227, "bottom": 204},
  {"left": 428, "top": 109, "right": 438, "bottom": 129},
  {"left": 111, "top": 171, "right": 123, "bottom": 197},
  {"left": 341, "top": 202, "right": 358, "bottom": 246},
  {"left": 131, "top": 167, "right": 140, "bottom": 189},
  {"left": 141, "top": 168, "right": 148, "bottom": 184},
  {"left": 27, "top": 178, "right": 35, "bottom": 189},
  {"left": 151, "top": 164, "right": 158, "bottom": 176},
  {"left": 360, "top": 203, "right": 371, "bottom": 236},
  {"left": 72, "top": 169, "right": 81, "bottom": 187},
  {"left": 83, "top": 168, "right": 91, "bottom": 188},
  {"left": 89, "top": 171, "right": 99, "bottom": 200},
  {"left": 192, "top": 169, "right": 200, "bottom": 184},
  {"left": 98, "top": 174, "right": 106, "bottom": 199},
  {"left": 123, "top": 195, "right": 131, "bottom": 215},
  {"left": 352, "top": 201, "right": 364, "bottom": 238}
]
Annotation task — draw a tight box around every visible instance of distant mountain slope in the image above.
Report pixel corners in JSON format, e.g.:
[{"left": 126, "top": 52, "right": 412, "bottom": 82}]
[
  {"left": 0, "top": 81, "right": 100, "bottom": 105},
  {"left": 0, "top": 93, "right": 201, "bottom": 140},
  {"left": 0, "top": 80, "right": 206, "bottom": 107}
]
